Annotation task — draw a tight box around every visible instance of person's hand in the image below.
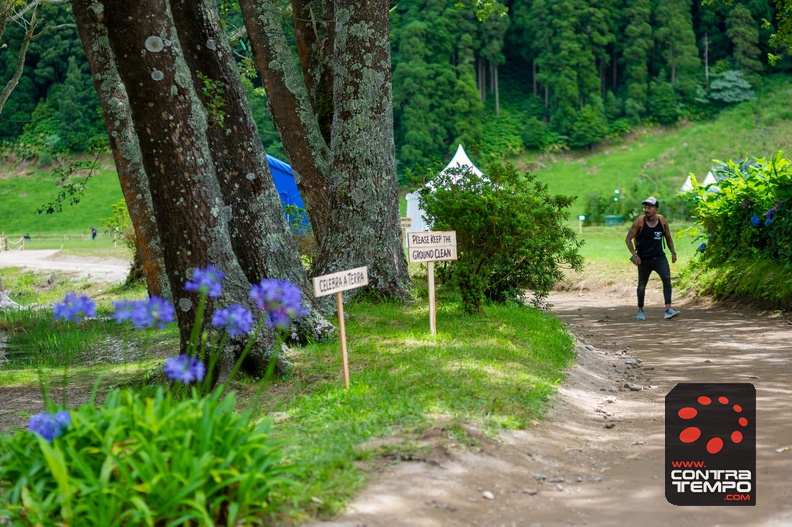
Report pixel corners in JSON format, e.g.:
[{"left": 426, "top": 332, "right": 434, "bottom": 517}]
[
  {"left": 630, "top": 254, "right": 641, "bottom": 266},
  {"left": 671, "top": 252, "right": 677, "bottom": 264}
]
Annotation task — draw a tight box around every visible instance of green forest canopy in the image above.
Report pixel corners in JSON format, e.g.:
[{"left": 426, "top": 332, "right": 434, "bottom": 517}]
[{"left": 0, "top": 0, "right": 789, "bottom": 176}]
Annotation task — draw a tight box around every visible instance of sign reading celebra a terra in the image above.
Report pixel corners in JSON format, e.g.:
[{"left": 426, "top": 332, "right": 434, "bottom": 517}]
[
  {"left": 312, "top": 266, "right": 369, "bottom": 298},
  {"left": 407, "top": 231, "right": 457, "bottom": 263}
]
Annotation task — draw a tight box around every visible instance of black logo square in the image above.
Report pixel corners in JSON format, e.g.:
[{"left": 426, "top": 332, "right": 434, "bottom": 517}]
[{"left": 665, "top": 383, "right": 756, "bottom": 506}]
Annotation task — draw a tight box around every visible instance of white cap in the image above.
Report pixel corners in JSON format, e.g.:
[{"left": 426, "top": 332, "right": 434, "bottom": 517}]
[{"left": 642, "top": 196, "right": 659, "bottom": 207}]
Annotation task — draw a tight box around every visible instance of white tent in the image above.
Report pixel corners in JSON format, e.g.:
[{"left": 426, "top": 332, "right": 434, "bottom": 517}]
[
  {"left": 405, "top": 144, "right": 483, "bottom": 234},
  {"left": 680, "top": 171, "right": 719, "bottom": 192}
]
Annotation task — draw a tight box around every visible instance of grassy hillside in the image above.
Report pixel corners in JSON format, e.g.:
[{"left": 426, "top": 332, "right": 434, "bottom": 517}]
[
  {"left": 0, "top": 159, "right": 123, "bottom": 237},
  {"left": 510, "top": 75, "right": 792, "bottom": 218},
  {"left": 3, "top": 74, "right": 792, "bottom": 236}
]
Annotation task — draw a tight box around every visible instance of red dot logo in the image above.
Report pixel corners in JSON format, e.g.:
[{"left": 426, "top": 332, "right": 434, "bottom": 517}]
[{"left": 677, "top": 394, "right": 748, "bottom": 454}]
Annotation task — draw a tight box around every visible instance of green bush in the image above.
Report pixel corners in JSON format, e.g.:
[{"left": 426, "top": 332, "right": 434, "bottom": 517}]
[
  {"left": 683, "top": 152, "right": 792, "bottom": 265},
  {"left": 0, "top": 388, "right": 296, "bottom": 526},
  {"left": 418, "top": 162, "right": 583, "bottom": 313}
]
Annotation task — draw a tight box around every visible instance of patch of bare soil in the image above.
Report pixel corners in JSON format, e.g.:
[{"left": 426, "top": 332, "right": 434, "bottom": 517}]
[
  {"left": 0, "top": 249, "right": 130, "bottom": 283},
  {"left": 311, "top": 267, "right": 792, "bottom": 527}
]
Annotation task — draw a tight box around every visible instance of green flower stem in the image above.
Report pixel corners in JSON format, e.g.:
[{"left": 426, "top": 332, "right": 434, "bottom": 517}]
[
  {"left": 186, "top": 292, "right": 208, "bottom": 357},
  {"left": 202, "top": 333, "right": 227, "bottom": 394},
  {"left": 218, "top": 318, "right": 268, "bottom": 396}
]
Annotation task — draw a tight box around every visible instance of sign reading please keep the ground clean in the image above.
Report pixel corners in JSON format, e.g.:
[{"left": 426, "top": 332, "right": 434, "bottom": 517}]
[
  {"left": 312, "top": 266, "right": 369, "bottom": 297},
  {"left": 407, "top": 231, "right": 457, "bottom": 263}
]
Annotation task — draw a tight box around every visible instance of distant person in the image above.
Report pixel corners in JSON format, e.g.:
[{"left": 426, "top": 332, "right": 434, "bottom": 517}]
[
  {"left": 625, "top": 196, "right": 679, "bottom": 321},
  {"left": 91, "top": 227, "right": 97, "bottom": 240}
]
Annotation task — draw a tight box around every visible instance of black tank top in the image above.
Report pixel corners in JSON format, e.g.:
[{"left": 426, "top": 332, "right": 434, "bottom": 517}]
[{"left": 637, "top": 218, "right": 665, "bottom": 259}]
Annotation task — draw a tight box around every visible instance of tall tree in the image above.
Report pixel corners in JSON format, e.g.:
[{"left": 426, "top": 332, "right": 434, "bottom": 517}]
[
  {"left": 168, "top": 0, "right": 333, "bottom": 341},
  {"left": 726, "top": 4, "right": 763, "bottom": 81},
  {"left": 241, "top": 0, "right": 411, "bottom": 299},
  {"left": 622, "top": 0, "right": 653, "bottom": 120},
  {"left": 654, "top": 0, "right": 701, "bottom": 86},
  {"left": 73, "top": 0, "right": 327, "bottom": 377},
  {"left": 71, "top": 0, "right": 169, "bottom": 299}
]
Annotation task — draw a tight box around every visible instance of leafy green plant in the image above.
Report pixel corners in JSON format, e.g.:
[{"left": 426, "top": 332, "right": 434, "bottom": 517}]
[
  {"left": 0, "top": 265, "right": 310, "bottom": 525},
  {"left": 418, "top": 162, "right": 583, "bottom": 312},
  {"left": 198, "top": 73, "right": 227, "bottom": 128},
  {"left": 0, "top": 388, "right": 296, "bottom": 526},
  {"left": 683, "top": 151, "right": 792, "bottom": 264}
]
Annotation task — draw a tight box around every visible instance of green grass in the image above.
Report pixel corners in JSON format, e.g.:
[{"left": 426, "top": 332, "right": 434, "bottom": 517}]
[
  {"left": 0, "top": 267, "right": 576, "bottom": 521},
  {"left": 0, "top": 160, "right": 123, "bottom": 237},
  {"left": 520, "top": 75, "right": 792, "bottom": 218},
  {"left": 252, "top": 299, "right": 575, "bottom": 518},
  {"left": 577, "top": 223, "right": 698, "bottom": 265}
]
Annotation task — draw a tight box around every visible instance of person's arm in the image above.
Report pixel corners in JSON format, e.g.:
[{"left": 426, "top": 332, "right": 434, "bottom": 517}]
[
  {"left": 625, "top": 219, "right": 641, "bottom": 266},
  {"left": 663, "top": 217, "right": 677, "bottom": 263}
]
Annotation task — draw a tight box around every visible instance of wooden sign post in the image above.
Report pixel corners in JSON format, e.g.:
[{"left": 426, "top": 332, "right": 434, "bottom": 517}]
[
  {"left": 407, "top": 231, "right": 457, "bottom": 335},
  {"left": 312, "top": 266, "right": 369, "bottom": 389},
  {"left": 399, "top": 217, "right": 412, "bottom": 247}
]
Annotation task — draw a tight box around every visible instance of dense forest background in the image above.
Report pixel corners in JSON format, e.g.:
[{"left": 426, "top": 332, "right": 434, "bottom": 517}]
[{"left": 0, "top": 0, "right": 787, "bottom": 181}]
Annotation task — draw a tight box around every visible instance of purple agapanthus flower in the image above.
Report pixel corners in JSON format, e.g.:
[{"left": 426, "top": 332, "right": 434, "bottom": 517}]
[
  {"left": 766, "top": 208, "right": 776, "bottom": 220},
  {"left": 697, "top": 242, "right": 707, "bottom": 253},
  {"left": 211, "top": 305, "right": 254, "bottom": 337},
  {"left": 53, "top": 293, "right": 96, "bottom": 323},
  {"left": 112, "top": 300, "right": 138, "bottom": 323},
  {"left": 132, "top": 296, "right": 175, "bottom": 329},
  {"left": 750, "top": 214, "right": 761, "bottom": 227},
  {"left": 163, "top": 355, "right": 206, "bottom": 384},
  {"left": 185, "top": 265, "right": 225, "bottom": 298},
  {"left": 249, "top": 278, "right": 308, "bottom": 331},
  {"left": 113, "top": 297, "right": 175, "bottom": 329},
  {"left": 775, "top": 199, "right": 783, "bottom": 209},
  {"left": 742, "top": 199, "right": 753, "bottom": 208},
  {"left": 765, "top": 218, "right": 773, "bottom": 227},
  {"left": 28, "top": 410, "right": 71, "bottom": 442}
]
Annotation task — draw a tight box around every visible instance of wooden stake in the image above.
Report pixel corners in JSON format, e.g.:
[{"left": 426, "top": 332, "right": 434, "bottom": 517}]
[
  {"left": 428, "top": 260, "right": 436, "bottom": 335},
  {"left": 336, "top": 291, "right": 350, "bottom": 389}
]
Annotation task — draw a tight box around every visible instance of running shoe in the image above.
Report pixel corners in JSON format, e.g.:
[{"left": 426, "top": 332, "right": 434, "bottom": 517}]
[
  {"left": 664, "top": 307, "right": 680, "bottom": 319},
  {"left": 636, "top": 310, "right": 645, "bottom": 321}
]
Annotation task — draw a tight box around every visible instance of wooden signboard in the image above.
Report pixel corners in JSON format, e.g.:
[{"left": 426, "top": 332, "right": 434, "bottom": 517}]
[
  {"left": 400, "top": 217, "right": 413, "bottom": 247},
  {"left": 312, "top": 266, "right": 369, "bottom": 388},
  {"left": 407, "top": 231, "right": 458, "bottom": 335}
]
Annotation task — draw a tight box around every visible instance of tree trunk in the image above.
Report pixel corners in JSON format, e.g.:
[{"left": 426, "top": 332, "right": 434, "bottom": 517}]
[
  {"left": 97, "top": 0, "right": 277, "bottom": 375},
  {"left": 532, "top": 58, "right": 537, "bottom": 96},
  {"left": 240, "top": 0, "right": 332, "bottom": 248},
  {"left": 291, "top": 0, "right": 335, "bottom": 146},
  {"left": 312, "top": 0, "right": 410, "bottom": 300},
  {"left": 169, "top": 0, "right": 333, "bottom": 342},
  {"left": 0, "top": 275, "right": 20, "bottom": 310},
  {"left": 243, "top": 0, "right": 411, "bottom": 300},
  {"left": 71, "top": 0, "right": 170, "bottom": 299}
]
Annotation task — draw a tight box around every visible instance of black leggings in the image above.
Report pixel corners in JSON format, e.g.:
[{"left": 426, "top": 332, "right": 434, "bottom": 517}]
[{"left": 637, "top": 255, "right": 672, "bottom": 308}]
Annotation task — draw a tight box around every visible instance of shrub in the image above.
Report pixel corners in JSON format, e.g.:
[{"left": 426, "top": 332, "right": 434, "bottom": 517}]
[
  {"left": 683, "top": 151, "right": 792, "bottom": 264},
  {"left": 0, "top": 267, "right": 309, "bottom": 525},
  {"left": 418, "top": 162, "right": 583, "bottom": 313}
]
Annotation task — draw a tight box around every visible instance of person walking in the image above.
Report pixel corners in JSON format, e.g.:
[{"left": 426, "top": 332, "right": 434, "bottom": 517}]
[{"left": 625, "top": 196, "right": 680, "bottom": 320}]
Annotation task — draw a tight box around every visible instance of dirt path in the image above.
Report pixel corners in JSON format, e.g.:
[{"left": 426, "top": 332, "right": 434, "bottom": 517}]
[
  {"left": 0, "top": 250, "right": 130, "bottom": 283},
  {"left": 312, "top": 273, "right": 792, "bottom": 527}
]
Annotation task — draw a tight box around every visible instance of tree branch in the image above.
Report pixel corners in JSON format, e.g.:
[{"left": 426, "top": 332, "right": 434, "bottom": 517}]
[{"left": 0, "top": 7, "right": 35, "bottom": 115}]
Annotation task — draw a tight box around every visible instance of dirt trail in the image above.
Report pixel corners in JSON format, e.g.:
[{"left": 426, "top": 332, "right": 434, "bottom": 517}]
[
  {"left": 0, "top": 249, "right": 130, "bottom": 283},
  {"left": 313, "top": 272, "right": 792, "bottom": 527}
]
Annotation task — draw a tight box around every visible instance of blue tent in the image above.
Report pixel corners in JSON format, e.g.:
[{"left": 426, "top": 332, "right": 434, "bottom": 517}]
[
  {"left": 267, "top": 154, "right": 304, "bottom": 209},
  {"left": 267, "top": 154, "right": 309, "bottom": 233}
]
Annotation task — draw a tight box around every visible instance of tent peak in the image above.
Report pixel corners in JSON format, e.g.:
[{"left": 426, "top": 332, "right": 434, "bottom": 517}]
[{"left": 443, "top": 144, "right": 483, "bottom": 177}]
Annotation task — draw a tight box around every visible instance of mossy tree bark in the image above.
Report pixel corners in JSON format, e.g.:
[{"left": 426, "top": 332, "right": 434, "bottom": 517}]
[
  {"left": 169, "top": 0, "right": 334, "bottom": 342},
  {"left": 241, "top": 0, "right": 411, "bottom": 300},
  {"left": 92, "top": 0, "right": 278, "bottom": 375},
  {"left": 71, "top": 0, "right": 170, "bottom": 299}
]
